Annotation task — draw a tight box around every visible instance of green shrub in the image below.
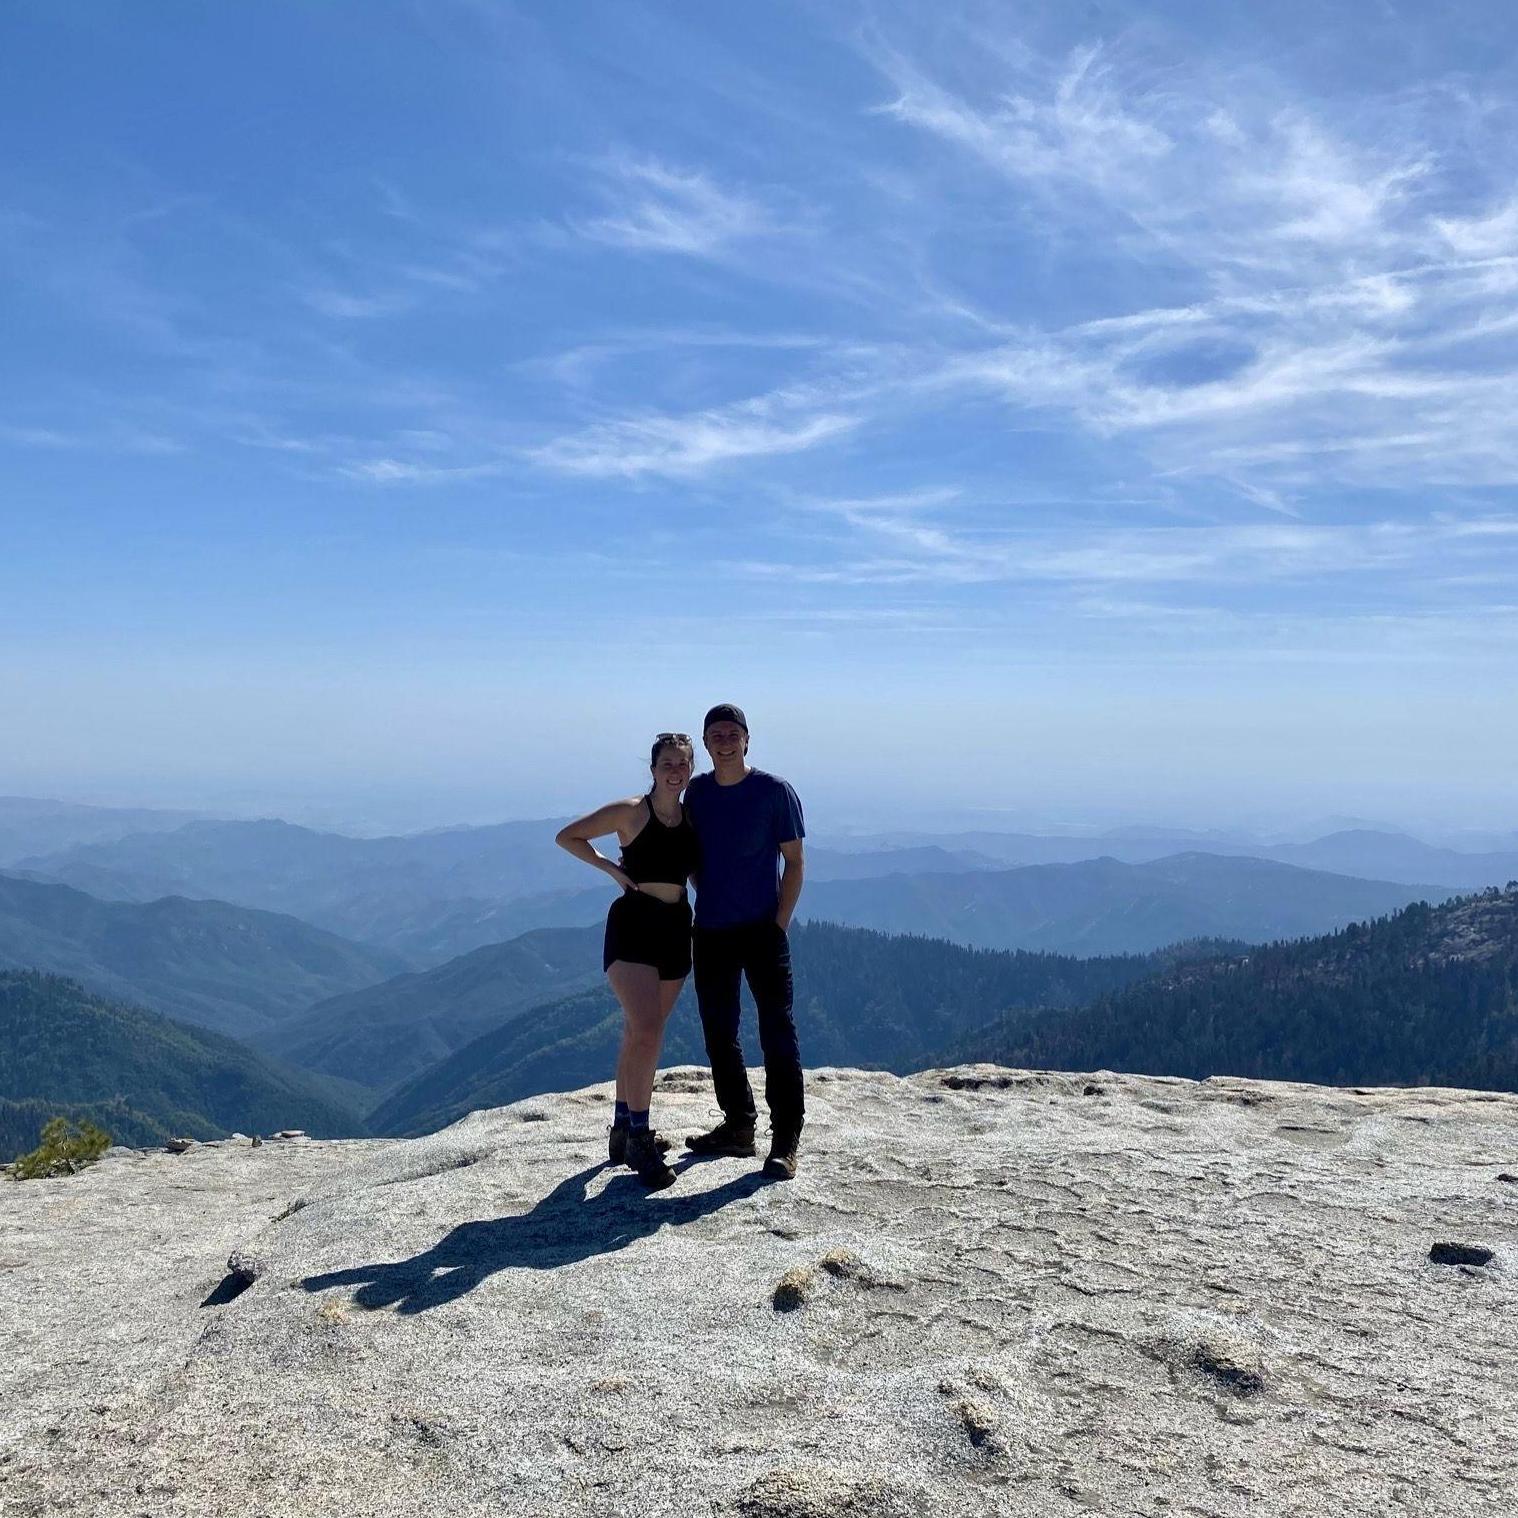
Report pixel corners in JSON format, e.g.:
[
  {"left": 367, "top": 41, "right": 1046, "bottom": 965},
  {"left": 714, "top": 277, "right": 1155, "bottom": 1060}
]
[{"left": 9, "top": 1116, "right": 112, "bottom": 1180}]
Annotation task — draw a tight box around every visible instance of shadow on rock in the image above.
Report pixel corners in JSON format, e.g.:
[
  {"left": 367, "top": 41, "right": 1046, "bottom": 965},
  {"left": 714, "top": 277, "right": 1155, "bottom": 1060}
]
[{"left": 301, "top": 1162, "right": 771, "bottom": 1314}]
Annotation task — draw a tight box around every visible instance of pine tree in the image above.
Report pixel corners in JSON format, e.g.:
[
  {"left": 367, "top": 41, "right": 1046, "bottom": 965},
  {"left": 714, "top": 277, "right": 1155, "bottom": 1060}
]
[{"left": 10, "top": 1115, "right": 112, "bottom": 1180}]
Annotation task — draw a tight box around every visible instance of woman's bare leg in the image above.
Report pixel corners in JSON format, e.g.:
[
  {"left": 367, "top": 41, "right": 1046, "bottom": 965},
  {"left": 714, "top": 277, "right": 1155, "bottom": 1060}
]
[
  {"left": 640, "top": 977, "right": 685, "bottom": 1109},
  {"left": 609, "top": 963, "right": 685, "bottom": 1112}
]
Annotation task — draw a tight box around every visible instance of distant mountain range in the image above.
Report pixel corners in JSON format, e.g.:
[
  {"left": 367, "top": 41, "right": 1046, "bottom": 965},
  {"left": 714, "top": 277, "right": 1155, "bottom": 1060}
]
[
  {"left": 16, "top": 817, "right": 595, "bottom": 961},
  {"left": 364, "top": 925, "right": 1208, "bottom": 1137},
  {"left": 953, "top": 888, "right": 1518, "bottom": 1092},
  {"left": 0, "top": 971, "right": 367, "bottom": 1162},
  {"left": 817, "top": 826, "right": 1518, "bottom": 890},
  {"left": 0, "top": 796, "right": 209, "bottom": 865},
  {"left": 798, "top": 852, "right": 1443, "bottom": 955},
  {"left": 16, "top": 811, "right": 1484, "bottom": 964},
  {"left": 1265, "top": 829, "right": 1518, "bottom": 890},
  {"left": 0, "top": 872, "right": 408, "bottom": 1036}
]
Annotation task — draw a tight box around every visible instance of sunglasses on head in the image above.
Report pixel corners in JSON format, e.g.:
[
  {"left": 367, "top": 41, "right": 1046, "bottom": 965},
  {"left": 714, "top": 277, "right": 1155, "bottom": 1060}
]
[{"left": 655, "top": 732, "right": 692, "bottom": 743}]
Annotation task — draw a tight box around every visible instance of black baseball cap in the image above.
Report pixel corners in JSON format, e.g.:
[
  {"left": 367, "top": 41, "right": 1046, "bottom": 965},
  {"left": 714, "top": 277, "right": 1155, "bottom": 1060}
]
[{"left": 703, "top": 703, "right": 748, "bottom": 733}]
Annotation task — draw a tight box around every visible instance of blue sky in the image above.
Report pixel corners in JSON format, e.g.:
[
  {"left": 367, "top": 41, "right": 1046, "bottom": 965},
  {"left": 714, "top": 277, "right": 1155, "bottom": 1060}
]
[{"left": 3, "top": 0, "right": 1516, "bottom": 831}]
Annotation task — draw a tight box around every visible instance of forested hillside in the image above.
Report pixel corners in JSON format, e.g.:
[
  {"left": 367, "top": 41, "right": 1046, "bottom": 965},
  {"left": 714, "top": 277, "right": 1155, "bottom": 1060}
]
[
  {"left": 953, "top": 889, "right": 1518, "bottom": 1091},
  {"left": 0, "top": 971, "right": 367, "bottom": 1161},
  {"left": 367, "top": 922, "right": 1201, "bottom": 1136},
  {"left": 257, "top": 925, "right": 606, "bottom": 1091},
  {"left": 0, "top": 1096, "right": 178, "bottom": 1158},
  {"left": 0, "top": 873, "right": 408, "bottom": 1036}
]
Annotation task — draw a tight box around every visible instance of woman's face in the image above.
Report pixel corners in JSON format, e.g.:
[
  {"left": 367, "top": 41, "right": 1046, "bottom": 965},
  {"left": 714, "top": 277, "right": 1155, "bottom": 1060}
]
[{"left": 652, "top": 744, "right": 693, "bottom": 792}]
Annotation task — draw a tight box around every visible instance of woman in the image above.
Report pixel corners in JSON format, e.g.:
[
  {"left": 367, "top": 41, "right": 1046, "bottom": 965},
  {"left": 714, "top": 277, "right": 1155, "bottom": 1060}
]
[{"left": 554, "top": 733, "right": 698, "bottom": 1190}]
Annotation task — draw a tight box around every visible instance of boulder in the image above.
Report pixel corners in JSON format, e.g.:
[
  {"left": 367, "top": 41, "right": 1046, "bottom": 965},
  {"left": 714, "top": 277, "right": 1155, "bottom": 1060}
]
[{"left": 2, "top": 1066, "right": 1516, "bottom": 1516}]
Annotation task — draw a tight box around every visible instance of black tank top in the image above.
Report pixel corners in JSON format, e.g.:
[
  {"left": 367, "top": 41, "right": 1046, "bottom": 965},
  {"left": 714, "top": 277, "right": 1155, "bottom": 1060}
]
[{"left": 620, "top": 794, "right": 699, "bottom": 888}]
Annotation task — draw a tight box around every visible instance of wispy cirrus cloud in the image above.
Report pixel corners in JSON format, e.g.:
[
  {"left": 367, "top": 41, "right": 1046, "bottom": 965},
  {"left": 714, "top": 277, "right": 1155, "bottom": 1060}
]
[
  {"left": 1434, "top": 198, "right": 1518, "bottom": 259},
  {"left": 337, "top": 456, "right": 508, "bottom": 485},
  {"left": 1, "top": 424, "right": 79, "bottom": 449},
  {"left": 798, "top": 486, "right": 971, "bottom": 552},
  {"left": 298, "top": 158, "right": 778, "bottom": 324},
  {"left": 0, "top": 421, "right": 184, "bottom": 455},
  {"left": 529, "top": 401, "right": 856, "bottom": 479},
  {"left": 299, "top": 287, "right": 413, "bottom": 320},
  {"left": 515, "top": 327, "right": 825, "bottom": 388},
  {"left": 735, "top": 504, "right": 1518, "bottom": 592},
  {"left": 861, "top": 33, "right": 1518, "bottom": 497},
  {"left": 873, "top": 39, "right": 1434, "bottom": 272},
  {"left": 569, "top": 155, "right": 779, "bottom": 258},
  {"left": 492, "top": 34, "right": 1518, "bottom": 522}
]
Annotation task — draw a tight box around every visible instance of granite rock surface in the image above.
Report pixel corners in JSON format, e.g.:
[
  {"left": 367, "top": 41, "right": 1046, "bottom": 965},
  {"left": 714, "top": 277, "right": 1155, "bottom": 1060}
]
[{"left": 2, "top": 1065, "right": 1516, "bottom": 1516}]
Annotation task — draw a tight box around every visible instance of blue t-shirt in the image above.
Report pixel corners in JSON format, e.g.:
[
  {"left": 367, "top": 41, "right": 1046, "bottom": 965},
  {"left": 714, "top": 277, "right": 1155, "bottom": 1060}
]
[{"left": 685, "top": 768, "right": 805, "bottom": 929}]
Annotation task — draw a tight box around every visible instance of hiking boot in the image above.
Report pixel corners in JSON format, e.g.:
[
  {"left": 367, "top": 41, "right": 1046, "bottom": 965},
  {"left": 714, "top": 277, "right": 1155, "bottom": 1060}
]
[
  {"left": 684, "top": 1117, "right": 757, "bottom": 1157},
  {"left": 763, "top": 1130, "right": 801, "bottom": 1181},
  {"left": 608, "top": 1124, "right": 670, "bottom": 1167},
  {"left": 625, "top": 1127, "right": 677, "bottom": 1191}
]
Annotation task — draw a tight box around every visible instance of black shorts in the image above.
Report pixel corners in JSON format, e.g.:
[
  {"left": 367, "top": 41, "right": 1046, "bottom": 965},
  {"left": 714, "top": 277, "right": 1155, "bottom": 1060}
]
[{"left": 603, "top": 891, "right": 693, "bottom": 980}]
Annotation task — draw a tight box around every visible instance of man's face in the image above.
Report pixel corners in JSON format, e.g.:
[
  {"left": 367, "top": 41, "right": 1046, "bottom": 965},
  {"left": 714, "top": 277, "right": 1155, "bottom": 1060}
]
[{"left": 704, "top": 722, "right": 748, "bottom": 764}]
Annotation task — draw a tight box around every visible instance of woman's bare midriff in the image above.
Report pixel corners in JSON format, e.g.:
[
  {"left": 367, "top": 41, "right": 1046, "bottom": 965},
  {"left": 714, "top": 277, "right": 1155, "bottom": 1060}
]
[{"left": 634, "top": 881, "right": 687, "bottom": 905}]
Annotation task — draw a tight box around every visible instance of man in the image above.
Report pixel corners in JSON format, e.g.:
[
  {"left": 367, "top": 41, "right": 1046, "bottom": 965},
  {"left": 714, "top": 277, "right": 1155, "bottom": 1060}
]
[{"left": 683, "top": 703, "right": 806, "bottom": 1179}]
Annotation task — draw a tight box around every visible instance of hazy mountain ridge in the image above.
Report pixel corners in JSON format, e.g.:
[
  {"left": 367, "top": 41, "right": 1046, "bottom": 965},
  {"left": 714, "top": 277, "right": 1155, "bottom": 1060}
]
[
  {"left": 18, "top": 810, "right": 1487, "bottom": 965},
  {"left": 271, "top": 849, "right": 1024, "bottom": 962},
  {"left": 0, "top": 797, "right": 211, "bottom": 867},
  {"left": 18, "top": 822, "right": 1037, "bottom": 964},
  {"left": 14, "top": 816, "right": 590, "bottom": 955},
  {"left": 368, "top": 886, "right": 612, "bottom": 963},
  {"left": 798, "top": 851, "right": 1443, "bottom": 954},
  {"left": 1268, "top": 829, "right": 1518, "bottom": 890},
  {"left": 819, "top": 824, "right": 1518, "bottom": 889},
  {"left": 955, "top": 887, "right": 1518, "bottom": 1092},
  {"left": 0, "top": 971, "right": 367, "bottom": 1162},
  {"left": 0, "top": 872, "right": 409, "bottom": 1036}
]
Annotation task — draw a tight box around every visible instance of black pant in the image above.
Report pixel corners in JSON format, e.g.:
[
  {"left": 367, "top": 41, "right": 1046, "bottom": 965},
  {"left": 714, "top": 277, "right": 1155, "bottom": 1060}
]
[{"left": 693, "top": 919, "right": 804, "bottom": 1136}]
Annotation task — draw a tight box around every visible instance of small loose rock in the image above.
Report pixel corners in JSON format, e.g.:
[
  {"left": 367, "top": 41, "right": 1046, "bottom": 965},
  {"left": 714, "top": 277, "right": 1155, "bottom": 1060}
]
[
  {"left": 948, "top": 1394, "right": 1001, "bottom": 1450},
  {"left": 1429, "top": 1241, "right": 1494, "bottom": 1267},
  {"left": 226, "top": 1249, "right": 265, "bottom": 1284},
  {"left": 773, "top": 1249, "right": 890, "bottom": 1311},
  {"left": 734, "top": 1465, "right": 921, "bottom": 1518},
  {"left": 819, "top": 1248, "right": 864, "bottom": 1280},
  {"left": 772, "top": 1265, "right": 818, "bottom": 1313}
]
